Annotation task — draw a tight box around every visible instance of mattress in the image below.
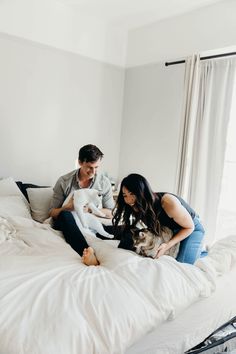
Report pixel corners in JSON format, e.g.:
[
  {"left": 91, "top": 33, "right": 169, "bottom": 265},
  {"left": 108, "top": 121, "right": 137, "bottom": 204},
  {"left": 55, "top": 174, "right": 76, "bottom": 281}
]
[{"left": 126, "top": 258, "right": 236, "bottom": 354}]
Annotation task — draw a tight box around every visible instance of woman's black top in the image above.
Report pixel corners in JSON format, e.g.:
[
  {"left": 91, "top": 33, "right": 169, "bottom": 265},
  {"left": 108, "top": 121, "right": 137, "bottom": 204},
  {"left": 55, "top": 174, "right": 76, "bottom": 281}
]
[
  {"left": 117, "top": 192, "right": 198, "bottom": 251},
  {"left": 155, "top": 192, "right": 198, "bottom": 232}
]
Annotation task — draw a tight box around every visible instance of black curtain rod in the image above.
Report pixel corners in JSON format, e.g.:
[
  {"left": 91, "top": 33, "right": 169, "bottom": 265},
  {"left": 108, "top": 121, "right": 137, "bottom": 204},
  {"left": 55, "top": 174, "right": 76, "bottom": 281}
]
[{"left": 165, "top": 51, "right": 236, "bottom": 66}]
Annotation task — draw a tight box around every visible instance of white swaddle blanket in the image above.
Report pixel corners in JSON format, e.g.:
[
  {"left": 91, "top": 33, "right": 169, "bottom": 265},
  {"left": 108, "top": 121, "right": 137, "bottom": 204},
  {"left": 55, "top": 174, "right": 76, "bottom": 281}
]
[{"left": 63, "top": 189, "right": 113, "bottom": 238}]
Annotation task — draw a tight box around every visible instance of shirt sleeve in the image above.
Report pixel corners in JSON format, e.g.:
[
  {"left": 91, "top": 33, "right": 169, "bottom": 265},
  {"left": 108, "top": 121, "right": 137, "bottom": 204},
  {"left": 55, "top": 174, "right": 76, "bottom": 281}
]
[
  {"left": 49, "top": 177, "right": 66, "bottom": 211},
  {"left": 101, "top": 177, "right": 115, "bottom": 209}
]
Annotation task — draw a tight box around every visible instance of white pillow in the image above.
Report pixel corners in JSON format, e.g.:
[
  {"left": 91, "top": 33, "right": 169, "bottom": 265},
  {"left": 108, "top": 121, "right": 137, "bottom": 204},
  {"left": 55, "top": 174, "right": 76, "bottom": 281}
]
[
  {"left": 0, "top": 177, "right": 30, "bottom": 210},
  {"left": 0, "top": 196, "right": 32, "bottom": 219},
  {"left": 27, "top": 187, "right": 53, "bottom": 222},
  {"left": 0, "top": 177, "right": 24, "bottom": 197}
]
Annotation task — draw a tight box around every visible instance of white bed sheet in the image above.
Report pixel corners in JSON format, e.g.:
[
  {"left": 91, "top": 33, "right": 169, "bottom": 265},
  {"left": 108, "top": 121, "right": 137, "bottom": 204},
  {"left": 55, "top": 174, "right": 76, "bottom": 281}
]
[
  {"left": 127, "top": 242, "right": 236, "bottom": 354},
  {"left": 0, "top": 215, "right": 236, "bottom": 354}
]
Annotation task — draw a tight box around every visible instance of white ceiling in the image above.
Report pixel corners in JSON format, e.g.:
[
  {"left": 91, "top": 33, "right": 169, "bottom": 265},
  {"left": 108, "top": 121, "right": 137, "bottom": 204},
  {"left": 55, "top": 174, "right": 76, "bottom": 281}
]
[{"left": 55, "top": 0, "right": 224, "bottom": 29}]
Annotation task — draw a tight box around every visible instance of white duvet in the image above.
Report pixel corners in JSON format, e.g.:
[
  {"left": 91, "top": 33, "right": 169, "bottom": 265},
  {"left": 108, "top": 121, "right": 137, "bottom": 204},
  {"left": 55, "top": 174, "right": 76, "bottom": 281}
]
[{"left": 0, "top": 215, "right": 236, "bottom": 354}]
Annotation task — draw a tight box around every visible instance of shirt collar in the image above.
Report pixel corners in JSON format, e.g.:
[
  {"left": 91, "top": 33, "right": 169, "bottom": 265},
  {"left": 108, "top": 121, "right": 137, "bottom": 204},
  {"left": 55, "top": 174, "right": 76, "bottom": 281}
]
[{"left": 76, "top": 169, "right": 96, "bottom": 188}]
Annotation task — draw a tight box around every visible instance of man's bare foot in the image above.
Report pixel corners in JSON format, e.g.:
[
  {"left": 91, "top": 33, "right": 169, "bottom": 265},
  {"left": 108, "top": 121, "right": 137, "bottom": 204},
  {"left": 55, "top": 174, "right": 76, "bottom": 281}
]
[{"left": 82, "top": 247, "right": 99, "bottom": 266}]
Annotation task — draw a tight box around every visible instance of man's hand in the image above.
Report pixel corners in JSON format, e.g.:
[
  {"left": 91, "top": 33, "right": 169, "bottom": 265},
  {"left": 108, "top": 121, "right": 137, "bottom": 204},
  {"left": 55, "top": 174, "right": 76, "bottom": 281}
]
[
  {"left": 49, "top": 196, "right": 74, "bottom": 219},
  {"left": 63, "top": 196, "right": 74, "bottom": 211},
  {"left": 83, "top": 205, "right": 92, "bottom": 213},
  {"left": 100, "top": 208, "right": 113, "bottom": 219}
]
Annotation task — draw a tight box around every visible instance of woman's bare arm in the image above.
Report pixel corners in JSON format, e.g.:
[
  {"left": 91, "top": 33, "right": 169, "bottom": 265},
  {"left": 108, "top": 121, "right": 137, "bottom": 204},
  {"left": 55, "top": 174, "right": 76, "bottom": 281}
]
[{"left": 156, "top": 194, "right": 194, "bottom": 257}]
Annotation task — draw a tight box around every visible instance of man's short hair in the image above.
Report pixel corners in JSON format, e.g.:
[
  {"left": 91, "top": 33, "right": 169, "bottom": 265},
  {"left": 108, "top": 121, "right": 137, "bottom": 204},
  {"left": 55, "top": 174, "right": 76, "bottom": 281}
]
[{"left": 78, "top": 144, "right": 104, "bottom": 163}]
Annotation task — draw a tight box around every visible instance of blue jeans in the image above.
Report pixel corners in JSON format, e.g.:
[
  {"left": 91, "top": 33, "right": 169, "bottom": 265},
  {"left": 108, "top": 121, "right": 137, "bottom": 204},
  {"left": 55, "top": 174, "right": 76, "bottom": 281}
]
[{"left": 176, "top": 217, "right": 205, "bottom": 264}]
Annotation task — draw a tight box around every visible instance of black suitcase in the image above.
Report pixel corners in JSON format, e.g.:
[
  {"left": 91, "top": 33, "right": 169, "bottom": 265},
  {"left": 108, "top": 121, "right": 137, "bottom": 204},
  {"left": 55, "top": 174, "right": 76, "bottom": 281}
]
[{"left": 185, "top": 316, "right": 236, "bottom": 353}]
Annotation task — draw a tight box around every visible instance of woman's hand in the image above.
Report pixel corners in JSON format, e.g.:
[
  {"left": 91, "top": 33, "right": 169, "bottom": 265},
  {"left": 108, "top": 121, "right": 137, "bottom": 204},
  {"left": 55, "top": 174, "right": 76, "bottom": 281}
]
[{"left": 156, "top": 243, "right": 169, "bottom": 258}]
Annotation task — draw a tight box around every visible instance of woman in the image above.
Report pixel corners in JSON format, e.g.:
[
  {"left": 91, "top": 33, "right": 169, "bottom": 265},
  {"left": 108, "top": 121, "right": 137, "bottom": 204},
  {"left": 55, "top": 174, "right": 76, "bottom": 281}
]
[
  {"left": 82, "top": 173, "right": 205, "bottom": 266},
  {"left": 115, "top": 173, "right": 205, "bottom": 263}
]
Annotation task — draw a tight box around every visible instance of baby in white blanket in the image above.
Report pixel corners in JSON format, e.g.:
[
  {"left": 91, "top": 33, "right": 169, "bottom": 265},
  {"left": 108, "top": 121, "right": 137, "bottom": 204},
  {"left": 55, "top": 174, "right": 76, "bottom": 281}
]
[{"left": 63, "top": 189, "right": 113, "bottom": 239}]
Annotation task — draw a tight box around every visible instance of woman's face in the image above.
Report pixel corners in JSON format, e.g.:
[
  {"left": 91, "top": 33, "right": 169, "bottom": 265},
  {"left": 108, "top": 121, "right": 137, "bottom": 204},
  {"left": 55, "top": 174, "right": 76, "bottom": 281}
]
[{"left": 122, "top": 186, "right": 137, "bottom": 206}]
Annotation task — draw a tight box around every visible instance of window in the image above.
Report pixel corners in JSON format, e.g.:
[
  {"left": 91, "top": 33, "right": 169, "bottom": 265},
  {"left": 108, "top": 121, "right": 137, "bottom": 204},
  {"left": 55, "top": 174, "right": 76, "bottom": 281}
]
[{"left": 215, "top": 79, "right": 236, "bottom": 240}]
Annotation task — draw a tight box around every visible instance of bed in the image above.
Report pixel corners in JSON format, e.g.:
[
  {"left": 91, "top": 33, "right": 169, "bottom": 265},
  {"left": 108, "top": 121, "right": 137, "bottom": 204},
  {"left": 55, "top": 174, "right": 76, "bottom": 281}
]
[{"left": 0, "top": 177, "right": 236, "bottom": 354}]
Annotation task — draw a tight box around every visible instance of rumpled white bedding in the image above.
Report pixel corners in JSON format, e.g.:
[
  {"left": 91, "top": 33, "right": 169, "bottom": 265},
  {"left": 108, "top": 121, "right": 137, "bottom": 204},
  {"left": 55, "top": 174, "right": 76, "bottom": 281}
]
[
  {"left": 127, "top": 237, "right": 236, "bottom": 354},
  {"left": 0, "top": 215, "right": 236, "bottom": 354}
]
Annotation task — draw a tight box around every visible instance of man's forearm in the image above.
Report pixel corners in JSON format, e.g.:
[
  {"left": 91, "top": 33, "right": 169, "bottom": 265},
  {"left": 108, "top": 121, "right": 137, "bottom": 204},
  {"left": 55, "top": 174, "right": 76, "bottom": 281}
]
[
  {"left": 49, "top": 205, "right": 70, "bottom": 219},
  {"left": 49, "top": 207, "right": 64, "bottom": 219},
  {"left": 50, "top": 196, "right": 74, "bottom": 219}
]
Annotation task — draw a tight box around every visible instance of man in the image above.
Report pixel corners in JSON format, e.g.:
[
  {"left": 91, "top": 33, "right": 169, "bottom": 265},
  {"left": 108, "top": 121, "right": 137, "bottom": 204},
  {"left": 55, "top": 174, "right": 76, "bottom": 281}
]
[{"left": 50, "top": 144, "right": 114, "bottom": 260}]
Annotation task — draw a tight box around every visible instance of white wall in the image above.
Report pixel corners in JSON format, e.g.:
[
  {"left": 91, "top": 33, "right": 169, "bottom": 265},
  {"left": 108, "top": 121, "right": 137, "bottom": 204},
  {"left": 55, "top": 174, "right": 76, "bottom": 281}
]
[
  {"left": 0, "top": 33, "right": 124, "bottom": 185},
  {"left": 1, "top": 0, "right": 236, "bottom": 192},
  {"left": 0, "top": 0, "right": 127, "bottom": 67},
  {"left": 119, "top": 62, "right": 184, "bottom": 192},
  {"left": 126, "top": 0, "right": 236, "bottom": 67},
  {"left": 119, "top": 0, "right": 236, "bottom": 193}
]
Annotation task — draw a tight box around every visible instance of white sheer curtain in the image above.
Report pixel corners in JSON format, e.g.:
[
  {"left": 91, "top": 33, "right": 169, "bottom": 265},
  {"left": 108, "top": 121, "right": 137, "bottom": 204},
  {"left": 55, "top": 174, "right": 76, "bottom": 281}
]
[
  {"left": 176, "top": 56, "right": 236, "bottom": 245},
  {"left": 176, "top": 55, "right": 200, "bottom": 198}
]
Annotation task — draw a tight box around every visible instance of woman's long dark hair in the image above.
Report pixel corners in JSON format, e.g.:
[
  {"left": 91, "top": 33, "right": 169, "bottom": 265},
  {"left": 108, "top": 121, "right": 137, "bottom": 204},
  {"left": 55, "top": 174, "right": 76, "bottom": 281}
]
[{"left": 112, "top": 173, "right": 161, "bottom": 235}]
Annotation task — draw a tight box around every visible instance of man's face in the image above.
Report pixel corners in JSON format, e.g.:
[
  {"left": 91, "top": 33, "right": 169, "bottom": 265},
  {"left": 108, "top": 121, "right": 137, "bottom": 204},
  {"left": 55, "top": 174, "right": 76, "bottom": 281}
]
[{"left": 79, "top": 159, "right": 101, "bottom": 179}]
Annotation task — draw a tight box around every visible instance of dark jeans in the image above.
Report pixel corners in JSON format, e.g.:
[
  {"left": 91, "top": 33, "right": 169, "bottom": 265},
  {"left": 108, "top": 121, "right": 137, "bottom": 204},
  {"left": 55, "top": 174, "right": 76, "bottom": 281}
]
[
  {"left": 97, "top": 225, "right": 135, "bottom": 251},
  {"left": 54, "top": 212, "right": 204, "bottom": 265},
  {"left": 53, "top": 211, "right": 126, "bottom": 256}
]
